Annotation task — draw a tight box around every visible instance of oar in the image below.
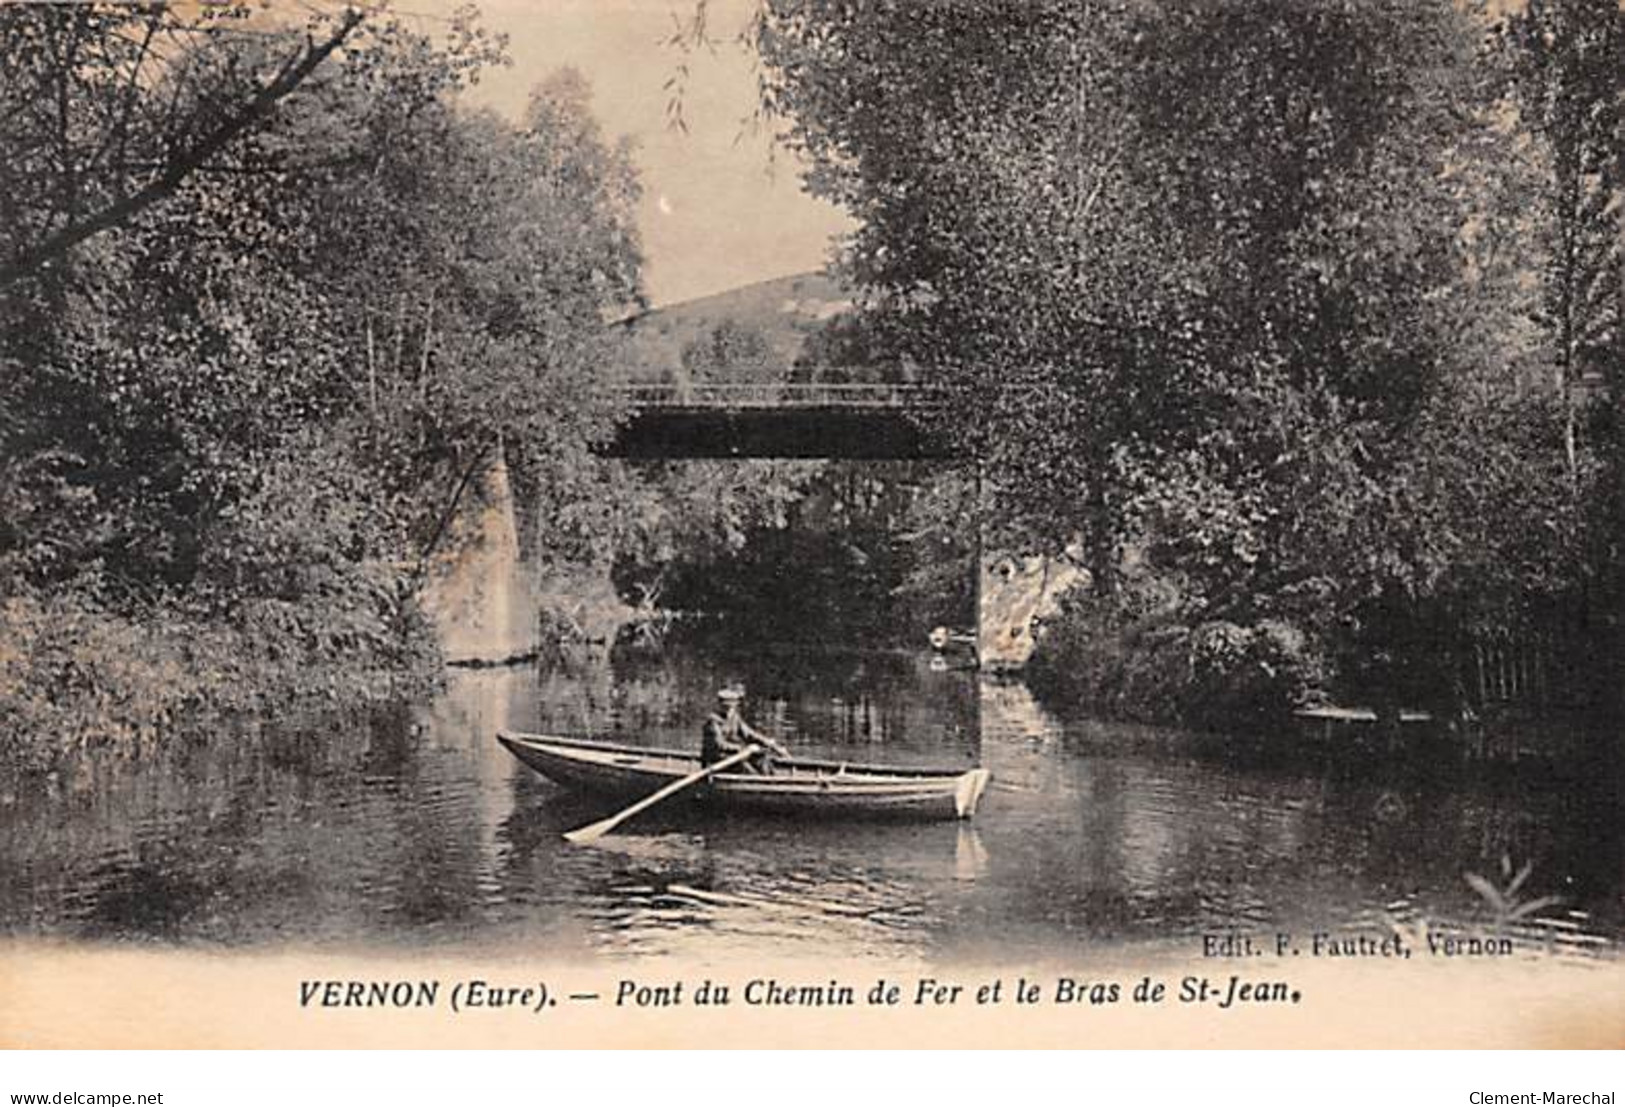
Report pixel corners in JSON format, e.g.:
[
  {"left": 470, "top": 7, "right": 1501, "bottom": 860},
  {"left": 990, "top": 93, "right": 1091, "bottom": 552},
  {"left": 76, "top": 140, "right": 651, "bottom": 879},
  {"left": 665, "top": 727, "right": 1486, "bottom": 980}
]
[{"left": 562, "top": 745, "right": 760, "bottom": 845}]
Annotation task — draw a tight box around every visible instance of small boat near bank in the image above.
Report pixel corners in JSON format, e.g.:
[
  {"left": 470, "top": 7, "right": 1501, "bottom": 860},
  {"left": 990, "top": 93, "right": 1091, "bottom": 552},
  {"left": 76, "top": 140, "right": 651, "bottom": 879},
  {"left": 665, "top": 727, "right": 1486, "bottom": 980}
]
[{"left": 497, "top": 731, "right": 991, "bottom": 821}]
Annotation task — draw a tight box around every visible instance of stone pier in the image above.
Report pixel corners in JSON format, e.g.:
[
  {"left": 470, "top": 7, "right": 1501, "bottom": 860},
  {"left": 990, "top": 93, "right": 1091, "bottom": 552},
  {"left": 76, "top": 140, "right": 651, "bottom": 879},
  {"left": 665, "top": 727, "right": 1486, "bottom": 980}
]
[{"left": 418, "top": 455, "right": 541, "bottom": 665}]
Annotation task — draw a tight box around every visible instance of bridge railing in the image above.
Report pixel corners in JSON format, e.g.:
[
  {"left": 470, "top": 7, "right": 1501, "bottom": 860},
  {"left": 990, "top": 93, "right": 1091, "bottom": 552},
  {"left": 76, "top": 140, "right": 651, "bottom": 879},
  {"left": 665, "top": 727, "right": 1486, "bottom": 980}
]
[{"left": 610, "top": 382, "right": 944, "bottom": 410}]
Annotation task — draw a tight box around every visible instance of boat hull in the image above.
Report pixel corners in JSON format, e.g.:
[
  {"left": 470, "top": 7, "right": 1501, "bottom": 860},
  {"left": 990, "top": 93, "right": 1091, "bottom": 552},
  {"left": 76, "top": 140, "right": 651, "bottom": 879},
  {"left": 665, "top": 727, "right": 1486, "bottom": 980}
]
[{"left": 497, "top": 731, "right": 990, "bottom": 821}]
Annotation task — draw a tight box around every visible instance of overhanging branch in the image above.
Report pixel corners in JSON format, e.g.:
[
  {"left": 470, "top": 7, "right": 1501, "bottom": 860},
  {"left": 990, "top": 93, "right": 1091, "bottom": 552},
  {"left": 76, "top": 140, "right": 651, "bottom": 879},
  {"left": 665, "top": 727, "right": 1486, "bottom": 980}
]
[{"left": 0, "top": 6, "right": 366, "bottom": 290}]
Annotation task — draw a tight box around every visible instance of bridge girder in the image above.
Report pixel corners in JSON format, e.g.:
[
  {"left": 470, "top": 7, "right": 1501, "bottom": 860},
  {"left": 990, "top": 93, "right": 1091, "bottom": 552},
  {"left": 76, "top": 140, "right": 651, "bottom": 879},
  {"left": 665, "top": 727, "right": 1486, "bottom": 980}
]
[{"left": 599, "top": 406, "right": 962, "bottom": 460}]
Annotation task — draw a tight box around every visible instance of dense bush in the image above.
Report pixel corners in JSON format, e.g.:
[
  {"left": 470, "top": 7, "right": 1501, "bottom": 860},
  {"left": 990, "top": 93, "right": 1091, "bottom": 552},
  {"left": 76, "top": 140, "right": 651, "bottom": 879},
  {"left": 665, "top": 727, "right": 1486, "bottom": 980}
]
[
  {"left": 0, "top": 584, "right": 439, "bottom": 775},
  {"left": 1026, "top": 592, "right": 1328, "bottom": 733}
]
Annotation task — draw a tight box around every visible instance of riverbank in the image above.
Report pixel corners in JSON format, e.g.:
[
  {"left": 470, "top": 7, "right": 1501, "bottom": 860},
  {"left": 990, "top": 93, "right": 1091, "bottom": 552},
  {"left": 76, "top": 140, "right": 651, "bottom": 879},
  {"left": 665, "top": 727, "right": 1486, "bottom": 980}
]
[
  {"left": 1022, "top": 593, "right": 1621, "bottom": 775},
  {"left": 0, "top": 585, "right": 442, "bottom": 776}
]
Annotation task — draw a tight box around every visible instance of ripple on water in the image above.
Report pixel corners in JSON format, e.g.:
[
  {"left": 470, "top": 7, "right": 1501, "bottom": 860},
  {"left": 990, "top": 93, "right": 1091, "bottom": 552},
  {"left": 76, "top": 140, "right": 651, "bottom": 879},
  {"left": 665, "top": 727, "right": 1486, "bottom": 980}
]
[{"left": 1, "top": 661, "right": 1620, "bottom": 963}]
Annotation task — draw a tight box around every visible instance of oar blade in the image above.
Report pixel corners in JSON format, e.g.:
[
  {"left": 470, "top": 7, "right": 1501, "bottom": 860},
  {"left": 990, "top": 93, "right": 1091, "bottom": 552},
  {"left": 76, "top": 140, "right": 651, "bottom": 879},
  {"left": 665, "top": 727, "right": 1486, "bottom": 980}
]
[{"left": 562, "top": 820, "right": 615, "bottom": 846}]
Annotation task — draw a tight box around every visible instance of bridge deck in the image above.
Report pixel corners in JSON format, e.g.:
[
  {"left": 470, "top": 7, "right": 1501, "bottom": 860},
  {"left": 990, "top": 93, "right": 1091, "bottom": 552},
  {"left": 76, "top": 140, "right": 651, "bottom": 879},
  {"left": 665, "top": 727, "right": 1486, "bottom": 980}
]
[
  {"left": 614, "top": 383, "right": 942, "bottom": 409},
  {"left": 600, "top": 383, "right": 959, "bottom": 460}
]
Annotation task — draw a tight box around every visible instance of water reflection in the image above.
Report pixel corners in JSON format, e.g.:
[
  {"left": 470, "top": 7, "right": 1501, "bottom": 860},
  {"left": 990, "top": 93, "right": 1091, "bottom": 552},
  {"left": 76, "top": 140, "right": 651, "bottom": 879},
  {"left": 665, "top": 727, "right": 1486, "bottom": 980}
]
[
  {"left": 535, "top": 641, "right": 980, "bottom": 766},
  {"left": 0, "top": 641, "right": 1619, "bottom": 964}
]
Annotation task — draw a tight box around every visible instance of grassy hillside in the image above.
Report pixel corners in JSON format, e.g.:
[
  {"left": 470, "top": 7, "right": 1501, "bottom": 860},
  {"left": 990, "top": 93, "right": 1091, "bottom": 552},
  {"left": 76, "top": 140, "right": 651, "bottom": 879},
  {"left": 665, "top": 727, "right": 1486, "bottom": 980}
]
[{"left": 610, "top": 271, "right": 851, "bottom": 382}]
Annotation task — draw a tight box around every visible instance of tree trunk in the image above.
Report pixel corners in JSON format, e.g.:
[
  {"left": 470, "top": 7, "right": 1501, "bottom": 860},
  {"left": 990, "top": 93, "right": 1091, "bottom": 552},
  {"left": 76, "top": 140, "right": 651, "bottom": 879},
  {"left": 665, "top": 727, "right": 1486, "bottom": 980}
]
[
  {"left": 365, "top": 313, "right": 377, "bottom": 418},
  {"left": 392, "top": 293, "right": 407, "bottom": 377},
  {"left": 1559, "top": 161, "right": 1581, "bottom": 478},
  {"left": 418, "top": 290, "right": 436, "bottom": 396},
  {"left": 1614, "top": 166, "right": 1625, "bottom": 725}
]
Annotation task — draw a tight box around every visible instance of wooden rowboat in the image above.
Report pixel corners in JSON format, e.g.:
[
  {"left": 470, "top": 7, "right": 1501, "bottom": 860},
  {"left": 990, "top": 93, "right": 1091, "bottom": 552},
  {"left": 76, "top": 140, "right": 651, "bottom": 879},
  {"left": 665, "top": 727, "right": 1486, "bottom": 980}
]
[{"left": 497, "top": 731, "right": 991, "bottom": 821}]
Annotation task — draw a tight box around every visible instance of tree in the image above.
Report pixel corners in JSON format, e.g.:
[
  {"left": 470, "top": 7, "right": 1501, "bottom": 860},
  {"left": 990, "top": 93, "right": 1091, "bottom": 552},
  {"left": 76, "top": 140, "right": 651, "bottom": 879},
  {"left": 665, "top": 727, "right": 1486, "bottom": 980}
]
[
  {"left": 0, "top": 8, "right": 509, "bottom": 593},
  {"left": 1486, "top": 0, "right": 1624, "bottom": 710},
  {"left": 717, "top": 0, "right": 1625, "bottom": 716},
  {"left": 749, "top": 2, "right": 1483, "bottom": 604},
  {"left": 268, "top": 64, "right": 643, "bottom": 567},
  {"left": 575, "top": 320, "right": 822, "bottom": 618},
  {"left": 1490, "top": 0, "right": 1622, "bottom": 473},
  {"left": 0, "top": 6, "right": 649, "bottom": 615}
]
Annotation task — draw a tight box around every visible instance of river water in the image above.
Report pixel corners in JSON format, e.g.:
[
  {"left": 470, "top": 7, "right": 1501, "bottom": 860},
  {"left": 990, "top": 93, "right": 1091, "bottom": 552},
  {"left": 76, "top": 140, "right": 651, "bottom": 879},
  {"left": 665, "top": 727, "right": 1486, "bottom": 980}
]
[{"left": 2, "top": 639, "right": 1619, "bottom": 964}]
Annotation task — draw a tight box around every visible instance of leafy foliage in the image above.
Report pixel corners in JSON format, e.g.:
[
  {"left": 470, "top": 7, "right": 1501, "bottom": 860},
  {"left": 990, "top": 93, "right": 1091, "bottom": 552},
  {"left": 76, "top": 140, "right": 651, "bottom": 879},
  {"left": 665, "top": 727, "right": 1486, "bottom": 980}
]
[
  {"left": 740, "top": 0, "right": 1623, "bottom": 719},
  {"left": 0, "top": 5, "right": 645, "bottom": 765}
]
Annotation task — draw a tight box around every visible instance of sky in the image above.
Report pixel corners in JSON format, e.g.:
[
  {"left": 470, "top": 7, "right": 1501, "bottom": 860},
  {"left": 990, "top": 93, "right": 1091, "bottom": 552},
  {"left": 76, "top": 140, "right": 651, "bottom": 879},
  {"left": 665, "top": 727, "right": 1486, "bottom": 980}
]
[{"left": 454, "top": 0, "right": 855, "bottom": 307}]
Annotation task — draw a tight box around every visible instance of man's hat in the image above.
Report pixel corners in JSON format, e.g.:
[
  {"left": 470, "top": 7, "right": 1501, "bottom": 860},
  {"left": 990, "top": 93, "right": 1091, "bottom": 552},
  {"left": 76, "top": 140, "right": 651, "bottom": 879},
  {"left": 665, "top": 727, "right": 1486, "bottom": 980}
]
[{"left": 716, "top": 686, "right": 744, "bottom": 703}]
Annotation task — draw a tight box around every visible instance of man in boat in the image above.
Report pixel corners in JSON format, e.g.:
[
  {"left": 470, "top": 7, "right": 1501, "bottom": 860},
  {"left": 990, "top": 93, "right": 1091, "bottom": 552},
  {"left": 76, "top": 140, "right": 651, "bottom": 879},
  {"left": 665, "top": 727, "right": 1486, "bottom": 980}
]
[{"left": 702, "top": 687, "right": 788, "bottom": 774}]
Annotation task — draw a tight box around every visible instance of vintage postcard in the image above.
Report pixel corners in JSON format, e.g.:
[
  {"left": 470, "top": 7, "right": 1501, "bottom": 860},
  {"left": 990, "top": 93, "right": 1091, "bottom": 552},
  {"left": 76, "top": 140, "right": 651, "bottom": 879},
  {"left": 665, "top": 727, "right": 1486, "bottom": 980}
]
[{"left": 1, "top": 0, "right": 1622, "bottom": 1051}]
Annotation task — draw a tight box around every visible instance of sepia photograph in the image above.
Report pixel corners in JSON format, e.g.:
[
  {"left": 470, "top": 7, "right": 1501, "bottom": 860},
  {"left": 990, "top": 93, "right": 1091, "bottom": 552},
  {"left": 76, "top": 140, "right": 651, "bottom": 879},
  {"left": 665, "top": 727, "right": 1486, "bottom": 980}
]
[{"left": 1, "top": 0, "right": 1622, "bottom": 1056}]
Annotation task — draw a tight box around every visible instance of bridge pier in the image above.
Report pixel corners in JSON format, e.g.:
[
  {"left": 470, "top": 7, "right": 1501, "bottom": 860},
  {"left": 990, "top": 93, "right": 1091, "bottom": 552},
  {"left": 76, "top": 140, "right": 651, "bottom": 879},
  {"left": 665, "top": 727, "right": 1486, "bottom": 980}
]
[{"left": 418, "top": 454, "right": 542, "bottom": 666}]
